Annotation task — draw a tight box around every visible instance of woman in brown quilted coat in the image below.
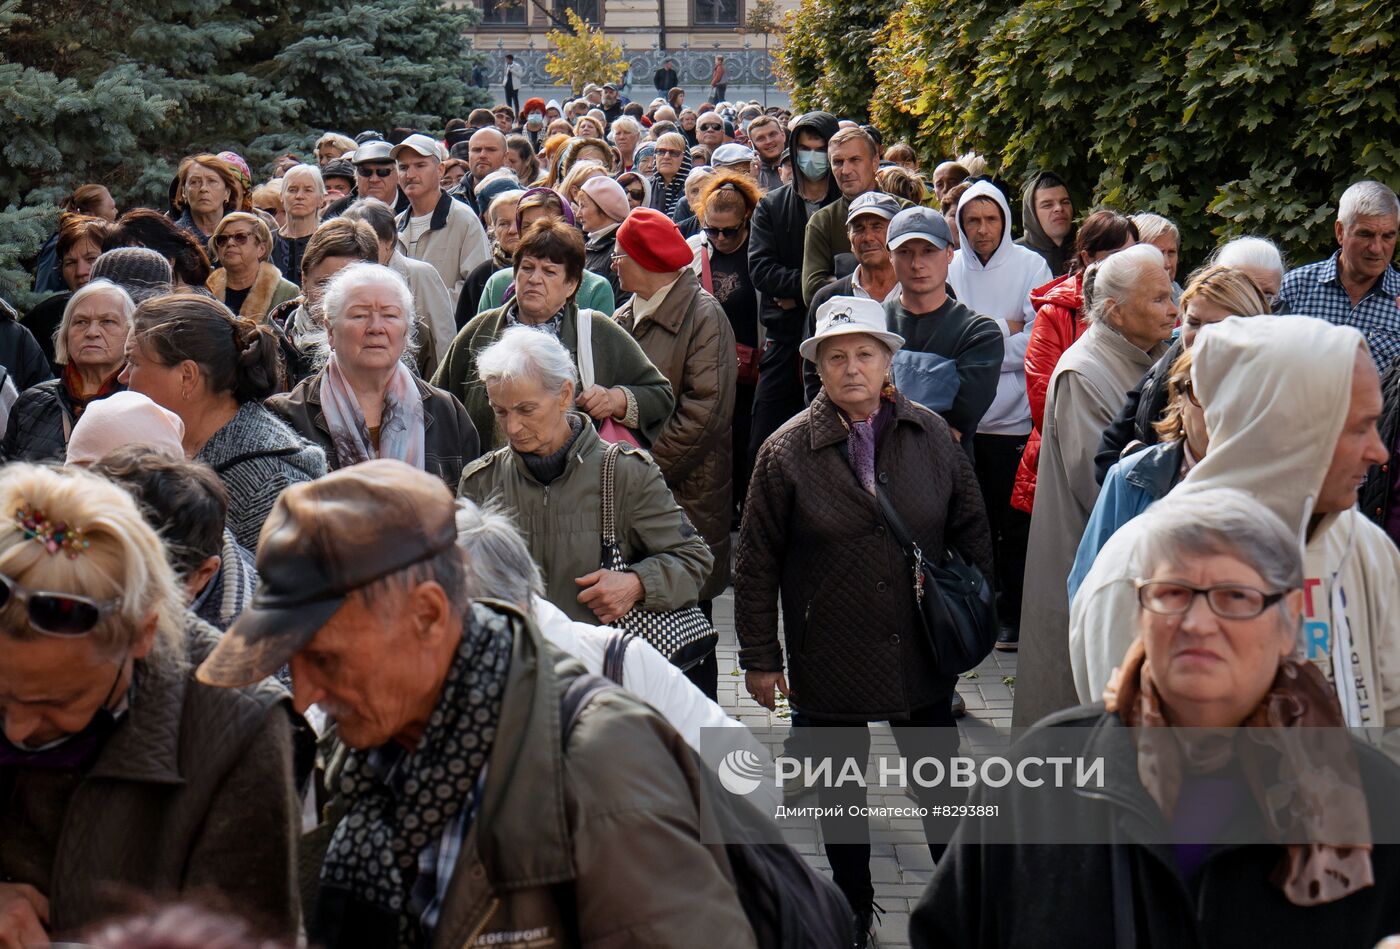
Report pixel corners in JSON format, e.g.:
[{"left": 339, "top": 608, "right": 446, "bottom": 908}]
[{"left": 735, "top": 295, "right": 991, "bottom": 946}]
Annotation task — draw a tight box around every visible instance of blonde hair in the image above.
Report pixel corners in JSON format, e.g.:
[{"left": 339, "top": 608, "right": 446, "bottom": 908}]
[
  {"left": 1130, "top": 212, "right": 1179, "bottom": 247},
  {"left": 0, "top": 464, "right": 186, "bottom": 671},
  {"left": 1178, "top": 264, "right": 1271, "bottom": 322},
  {"left": 1153, "top": 347, "right": 1194, "bottom": 442},
  {"left": 876, "top": 165, "right": 926, "bottom": 205},
  {"left": 955, "top": 151, "right": 988, "bottom": 178},
  {"left": 210, "top": 211, "right": 275, "bottom": 264},
  {"left": 316, "top": 132, "right": 357, "bottom": 156},
  {"left": 560, "top": 159, "right": 607, "bottom": 203},
  {"left": 54, "top": 279, "right": 135, "bottom": 365}
]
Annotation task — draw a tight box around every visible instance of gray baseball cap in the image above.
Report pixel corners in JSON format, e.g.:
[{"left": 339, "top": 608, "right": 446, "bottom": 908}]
[
  {"left": 351, "top": 140, "right": 394, "bottom": 164},
  {"left": 846, "top": 192, "right": 902, "bottom": 225},
  {"left": 887, "top": 206, "right": 953, "bottom": 250}
]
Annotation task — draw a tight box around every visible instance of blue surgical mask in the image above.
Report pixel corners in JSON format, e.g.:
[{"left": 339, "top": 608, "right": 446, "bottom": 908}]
[
  {"left": 526, "top": 113, "right": 543, "bottom": 129},
  {"left": 796, "top": 149, "right": 829, "bottom": 181}
]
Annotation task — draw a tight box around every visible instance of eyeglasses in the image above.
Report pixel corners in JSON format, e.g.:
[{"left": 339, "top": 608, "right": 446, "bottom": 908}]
[
  {"left": 1182, "top": 380, "right": 1200, "bottom": 408},
  {"left": 610, "top": 252, "right": 629, "bottom": 263},
  {"left": 357, "top": 166, "right": 395, "bottom": 178},
  {"left": 699, "top": 124, "right": 723, "bottom": 132},
  {"left": 0, "top": 572, "right": 122, "bottom": 637},
  {"left": 213, "top": 231, "right": 254, "bottom": 247},
  {"left": 654, "top": 148, "right": 684, "bottom": 158},
  {"left": 1135, "top": 579, "right": 1289, "bottom": 620},
  {"left": 703, "top": 224, "right": 745, "bottom": 239},
  {"left": 625, "top": 189, "right": 645, "bottom": 202}
]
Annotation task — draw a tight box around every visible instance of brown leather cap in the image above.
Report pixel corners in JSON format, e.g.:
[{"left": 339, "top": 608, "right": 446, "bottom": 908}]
[{"left": 196, "top": 460, "right": 457, "bottom": 688}]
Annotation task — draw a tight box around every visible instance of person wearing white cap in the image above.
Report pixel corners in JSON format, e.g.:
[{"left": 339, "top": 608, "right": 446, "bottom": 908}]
[
  {"left": 710, "top": 142, "right": 756, "bottom": 180},
  {"left": 392, "top": 133, "right": 490, "bottom": 307},
  {"left": 738, "top": 294, "right": 992, "bottom": 945}
]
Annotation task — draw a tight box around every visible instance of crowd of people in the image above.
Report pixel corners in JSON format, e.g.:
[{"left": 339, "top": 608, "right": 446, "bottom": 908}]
[{"left": 1, "top": 72, "right": 1400, "bottom": 949}]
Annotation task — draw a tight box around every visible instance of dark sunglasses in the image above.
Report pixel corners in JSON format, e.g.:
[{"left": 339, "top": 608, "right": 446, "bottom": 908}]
[
  {"left": 699, "top": 124, "right": 723, "bottom": 132},
  {"left": 625, "top": 189, "right": 645, "bottom": 201},
  {"left": 0, "top": 572, "right": 122, "bottom": 637},
  {"left": 357, "top": 166, "right": 395, "bottom": 178},
  {"left": 213, "top": 231, "right": 254, "bottom": 247},
  {"left": 654, "top": 148, "right": 684, "bottom": 158},
  {"left": 703, "top": 224, "right": 745, "bottom": 239}
]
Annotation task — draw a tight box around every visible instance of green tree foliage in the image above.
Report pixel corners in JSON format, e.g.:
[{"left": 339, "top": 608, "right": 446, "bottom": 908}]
[
  {"left": 0, "top": 0, "right": 486, "bottom": 306},
  {"left": 544, "top": 9, "right": 627, "bottom": 96},
  {"left": 795, "top": 0, "right": 1399, "bottom": 261},
  {"left": 773, "top": 0, "right": 896, "bottom": 121}
]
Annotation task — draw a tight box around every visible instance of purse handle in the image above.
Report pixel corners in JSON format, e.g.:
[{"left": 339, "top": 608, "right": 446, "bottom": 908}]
[{"left": 600, "top": 441, "right": 621, "bottom": 547}]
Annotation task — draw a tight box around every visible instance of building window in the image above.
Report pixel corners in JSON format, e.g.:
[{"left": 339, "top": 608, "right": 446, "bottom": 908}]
[
  {"left": 556, "top": 0, "right": 600, "bottom": 24},
  {"left": 480, "top": 0, "right": 525, "bottom": 24},
  {"left": 693, "top": 0, "right": 739, "bottom": 26}
]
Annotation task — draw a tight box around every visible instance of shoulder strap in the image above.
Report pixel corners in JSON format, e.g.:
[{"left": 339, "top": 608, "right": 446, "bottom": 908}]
[
  {"left": 210, "top": 444, "right": 303, "bottom": 474},
  {"left": 560, "top": 672, "right": 619, "bottom": 749},
  {"left": 600, "top": 442, "right": 621, "bottom": 546},
  {"left": 872, "top": 479, "right": 923, "bottom": 565},
  {"left": 602, "top": 631, "right": 633, "bottom": 685},
  {"left": 698, "top": 243, "right": 714, "bottom": 294},
  {"left": 575, "top": 307, "right": 596, "bottom": 391}
]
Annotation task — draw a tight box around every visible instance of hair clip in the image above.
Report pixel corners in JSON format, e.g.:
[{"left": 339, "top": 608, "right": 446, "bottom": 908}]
[{"left": 15, "top": 506, "right": 91, "bottom": 559}]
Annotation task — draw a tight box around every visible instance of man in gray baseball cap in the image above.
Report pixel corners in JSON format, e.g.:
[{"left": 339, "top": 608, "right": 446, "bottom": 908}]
[{"left": 343, "top": 139, "right": 409, "bottom": 214}]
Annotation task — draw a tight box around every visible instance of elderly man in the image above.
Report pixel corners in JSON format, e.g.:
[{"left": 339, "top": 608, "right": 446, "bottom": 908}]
[
  {"left": 696, "top": 112, "right": 727, "bottom": 151},
  {"left": 196, "top": 461, "right": 757, "bottom": 949},
  {"left": 1277, "top": 179, "right": 1400, "bottom": 371},
  {"left": 601, "top": 81, "right": 625, "bottom": 124},
  {"left": 746, "top": 115, "right": 787, "bottom": 192},
  {"left": 333, "top": 140, "right": 409, "bottom": 217},
  {"left": 393, "top": 133, "right": 490, "bottom": 305},
  {"left": 710, "top": 142, "right": 756, "bottom": 180}
]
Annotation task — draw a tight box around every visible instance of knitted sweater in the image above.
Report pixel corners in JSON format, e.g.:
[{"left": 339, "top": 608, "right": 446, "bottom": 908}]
[{"left": 196, "top": 402, "right": 327, "bottom": 550}]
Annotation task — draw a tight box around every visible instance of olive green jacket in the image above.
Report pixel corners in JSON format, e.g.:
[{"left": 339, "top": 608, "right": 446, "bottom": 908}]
[
  {"left": 458, "top": 416, "right": 713, "bottom": 624},
  {"left": 431, "top": 300, "right": 675, "bottom": 451}
]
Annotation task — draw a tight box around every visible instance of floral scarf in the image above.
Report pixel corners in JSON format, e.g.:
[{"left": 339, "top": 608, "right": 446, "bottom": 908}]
[
  {"left": 320, "top": 352, "right": 425, "bottom": 469},
  {"left": 1107, "top": 638, "right": 1373, "bottom": 905},
  {"left": 61, "top": 362, "right": 123, "bottom": 420}
]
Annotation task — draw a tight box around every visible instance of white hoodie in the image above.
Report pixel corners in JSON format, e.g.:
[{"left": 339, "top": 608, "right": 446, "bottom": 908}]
[
  {"left": 947, "top": 180, "right": 1052, "bottom": 435},
  {"left": 1069, "top": 316, "right": 1400, "bottom": 728}
]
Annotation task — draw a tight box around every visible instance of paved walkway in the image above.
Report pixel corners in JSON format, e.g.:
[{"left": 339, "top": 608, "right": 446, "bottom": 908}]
[{"left": 710, "top": 592, "right": 1016, "bottom": 947}]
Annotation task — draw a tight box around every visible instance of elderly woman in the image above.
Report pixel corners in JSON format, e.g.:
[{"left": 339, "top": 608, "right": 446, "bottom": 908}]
[
  {"left": 560, "top": 158, "right": 609, "bottom": 210},
  {"left": 0, "top": 463, "right": 298, "bottom": 941},
  {"left": 206, "top": 212, "right": 299, "bottom": 322},
  {"left": 268, "top": 263, "right": 478, "bottom": 486},
  {"left": 315, "top": 131, "right": 357, "bottom": 166},
  {"left": 611, "top": 116, "right": 643, "bottom": 172},
  {"left": 174, "top": 154, "right": 242, "bottom": 253},
  {"left": 1212, "top": 234, "right": 1285, "bottom": 305},
  {"left": 577, "top": 175, "right": 630, "bottom": 300},
  {"left": 1131, "top": 211, "right": 1182, "bottom": 297},
  {"left": 574, "top": 115, "right": 605, "bottom": 140},
  {"left": 270, "top": 164, "right": 324, "bottom": 286},
  {"left": 1093, "top": 265, "right": 1271, "bottom": 482},
  {"left": 473, "top": 188, "right": 616, "bottom": 315},
  {"left": 649, "top": 132, "right": 693, "bottom": 217},
  {"left": 912, "top": 490, "right": 1400, "bottom": 948},
  {"left": 120, "top": 293, "right": 326, "bottom": 549},
  {"left": 21, "top": 213, "right": 111, "bottom": 372},
  {"left": 738, "top": 296, "right": 992, "bottom": 943},
  {"left": 632, "top": 142, "right": 657, "bottom": 179},
  {"left": 459, "top": 326, "right": 711, "bottom": 629},
  {"left": 1015, "top": 243, "right": 1176, "bottom": 728},
  {"left": 435, "top": 219, "right": 672, "bottom": 449},
  {"left": 3, "top": 280, "right": 131, "bottom": 462},
  {"left": 618, "top": 170, "right": 651, "bottom": 210}
]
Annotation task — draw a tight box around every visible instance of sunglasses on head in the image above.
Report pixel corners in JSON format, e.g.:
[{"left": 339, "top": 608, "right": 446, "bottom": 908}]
[
  {"left": 703, "top": 224, "right": 745, "bottom": 239},
  {"left": 357, "top": 166, "right": 395, "bottom": 178},
  {"left": 213, "top": 231, "right": 254, "bottom": 247},
  {"left": 0, "top": 572, "right": 122, "bottom": 637}
]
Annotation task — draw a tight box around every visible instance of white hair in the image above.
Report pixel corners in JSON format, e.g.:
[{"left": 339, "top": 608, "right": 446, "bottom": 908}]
[
  {"left": 282, "top": 163, "right": 326, "bottom": 199},
  {"left": 476, "top": 324, "right": 578, "bottom": 396},
  {"left": 1337, "top": 180, "right": 1400, "bottom": 230},
  {"left": 1130, "top": 212, "right": 1179, "bottom": 246},
  {"left": 55, "top": 279, "right": 135, "bottom": 365},
  {"left": 321, "top": 262, "right": 418, "bottom": 363},
  {"left": 610, "top": 116, "right": 642, "bottom": 139},
  {"left": 455, "top": 498, "right": 544, "bottom": 607},
  {"left": 1084, "top": 243, "right": 1165, "bottom": 325},
  {"left": 1211, "top": 236, "right": 1285, "bottom": 278}
]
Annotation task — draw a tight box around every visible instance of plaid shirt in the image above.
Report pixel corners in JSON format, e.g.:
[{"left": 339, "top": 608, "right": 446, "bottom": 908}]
[{"left": 1276, "top": 252, "right": 1400, "bottom": 370}]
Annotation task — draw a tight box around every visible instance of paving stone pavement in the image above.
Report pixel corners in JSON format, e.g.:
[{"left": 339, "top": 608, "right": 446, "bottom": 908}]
[{"left": 710, "top": 591, "right": 1016, "bottom": 948}]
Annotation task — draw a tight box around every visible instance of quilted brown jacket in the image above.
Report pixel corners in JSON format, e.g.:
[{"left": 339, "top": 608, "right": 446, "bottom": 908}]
[{"left": 735, "top": 390, "right": 993, "bottom": 720}]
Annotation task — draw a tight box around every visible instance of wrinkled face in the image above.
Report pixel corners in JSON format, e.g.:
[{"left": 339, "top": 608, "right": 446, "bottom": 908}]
[
  {"left": 892, "top": 239, "right": 952, "bottom": 297},
  {"left": 696, "top": 116, "right": 725, "bottom": 148},
  {"left": 283, "top": 175, "right": 321, "bottom": 220},
  {"left": 686, "top": 173, "right": 713, "bottom": 208},
  {"left": 118, "top": 337, "right": 186, "bottom": 411},
  {"left": 1237, "top": 265, "right": 1282, "bottom": 306},
  {"left": 329, "top": 282, "right": 409, "bottom": 372},
  {"left": 679, "top": 111, "right": 696, "bottom": 132},
  {"left": 655, "top": 143, "right": 684, "bottom": 180},
  {"left": 356, "top": 162, "right": 399, "bottom": 203},
  {"left": 396, "top": 154, "right": 441, "bottom": 203},
  {"left": 486, "top": 375, "right": 573, "bottom": 456},
  {"left": 1034, "top": 185, "right": 1073, "bottom": 243},
  {"left": 830, "top": 139, "right": 877, "bottom": 199},
  {"left": 1181, "top": 296, "right": 1235, "bottom": 349},
  {"left": 817, "top": 333, "right": 892, "bottom": 417},
  {"left": 469, "top": 132, "right": 506, "bottom": 179},
  {"left": 441, "top": 165, "right": 466, "bottom": 190},
  {"left": 1316, "top": 349, "right": 1387, "bottom": 514},
  {"left": 1149, "top": 232, "right": 1180, "bottom": 283},
  {"left": 214, "top": 220, "right": 267, "bottom": 270},
  {"left": 489, "top": 200, "right": 522, "bottom": 254},
  {"left": 65, "top": 291, "right": 129, "bottom": 372},
  {"left": 749, "top": 124, "right": 785, "bottom": 162},
  {"left": 848, "top": 214, "right": 891, "bottom": 269},
  {"left": 702, "top": 206, "right": 748, "bottom": 256},
  {"left": 61, "top": 238, "right": 102, "bottom": 291},
  {"left": 0, "top": 635, "right": 135, "bottom": 748},
  {"left": 575, "top": 118, "right": 603, "bottom": 140},
  {"left": 959, "top": 197, "right": 1003, "bottom": 261},
  {"left": 613, "top": 124, "right": 638, "bottom": 154},
  {"left": 1335, "top": 213, "right": 1398, "bottom": 285},
  {"left": 184, "top": 165, "right": 230, "bottom": 216},
  {"left": 637, "top": 152, "right": 656, "bottom": 177},
  {"left": 931, "top": 165, "right": 961, "bottom": 202},
  {"left": 603, "top": 88, "right": 618, "bottom": 105},
  {"left": 576, "top": 192, "right": 610, "bottom": 234},
  {"left": 1140, "top": 553, "right": 1297, "bottom": 728},
  {"left": 1109, "top": 265, "right": 1177, "bottom": 351},
  {"left": 515, "top": 254, "right": 579, "bottom": 322}
]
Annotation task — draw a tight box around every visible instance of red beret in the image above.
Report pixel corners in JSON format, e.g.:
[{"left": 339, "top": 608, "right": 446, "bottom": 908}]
[{"left": 616, "top": 208, "right": 694, "bottom": 273}]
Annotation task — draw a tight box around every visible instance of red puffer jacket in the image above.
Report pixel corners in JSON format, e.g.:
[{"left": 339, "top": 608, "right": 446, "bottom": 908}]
[{"left": 1010, "top": 273, "right": 1086, "bottom": 513}]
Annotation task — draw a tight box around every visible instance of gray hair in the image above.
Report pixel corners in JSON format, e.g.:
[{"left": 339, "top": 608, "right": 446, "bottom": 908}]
[
  {"left": 1337, "top": 180, "right": 1400, "bottom": 230},
  {"left": 476, "top": 325, "right": 578, "bottom": 395},
  {"left": 686, "top": 165, "right": 716, "bottom": 187},
  {"left": 54, "top": 279, "right": 135, "bottom": 365},
  {"left": 1133, "top": 488, "right": 1303, "bottom": 630},
  {"left": 454, "top": 498, "right": 544, "bottom": 608},
  {"left": 1130, "top": 212, "right": 1179, "bottom": 246},
  {"left": 320, "top": 262, "right": 419, "bottom": 365},
  {"left": 1084, "top": 243, "right": 1166, "bottom": 325},
  {"left": 610, "top": 116, "right": 642, "bottom": 139},
  {"left": 282, "top": 163, "right": 326, "bottom": 198},
  {"left": 1211, "top": 235, "right": 1285, "bottom": 277},
  {"left": 341, "top": 198, "right": 397, "bottom": 246},
  {"left": 487, "top": 189, "right": 527, "bottom": 223}
]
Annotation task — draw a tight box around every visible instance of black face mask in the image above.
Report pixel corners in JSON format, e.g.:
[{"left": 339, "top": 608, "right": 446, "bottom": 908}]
[{"left": 0, "top": 659, "right": 128, "bottom": 769}]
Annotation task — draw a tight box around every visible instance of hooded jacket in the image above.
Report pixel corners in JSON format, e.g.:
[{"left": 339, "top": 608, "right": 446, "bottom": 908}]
[
  {"left": 748, "top": 111, "right": 840, "bottom": 343},
  {"left": 948, "top": 181, "right": 1052, "bottom": 436},
  {"left": 1014, "top": 171, "right": 1076, "bottom": 277},
  {"left": 1069, "top": 316, "right": 1400, "bottom": 727}
]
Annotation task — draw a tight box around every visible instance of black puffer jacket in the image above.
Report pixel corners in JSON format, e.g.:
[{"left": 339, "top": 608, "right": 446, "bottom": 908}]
[
  {"left": 0, "top": 301, "right": 53, "bottom": 393},
  {"left": 747, "top": 111, "right": 840, "bottom": 345},
  {"left": 1, "top": 378, "right": 123, "bottom": 463},
  {"left": 1093, "top": 335, "right": 1181, "bottom": 484},
  {"left": 735, "top": 390, "right": 992, "bottom": 720}
]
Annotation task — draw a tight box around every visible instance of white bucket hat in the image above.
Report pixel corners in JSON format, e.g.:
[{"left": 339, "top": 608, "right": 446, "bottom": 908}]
[{"left": 799, "top": 296, "right": 904, "bottom": 363}]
